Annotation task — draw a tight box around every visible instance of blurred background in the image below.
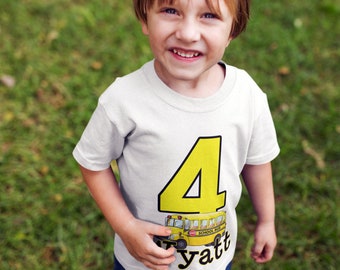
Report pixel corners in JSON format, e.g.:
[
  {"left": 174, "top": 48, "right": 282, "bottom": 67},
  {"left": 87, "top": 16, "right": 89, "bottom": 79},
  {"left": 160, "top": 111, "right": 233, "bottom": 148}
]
[{"left": 1, "top": 0, "right": 339, "bottom": 269}]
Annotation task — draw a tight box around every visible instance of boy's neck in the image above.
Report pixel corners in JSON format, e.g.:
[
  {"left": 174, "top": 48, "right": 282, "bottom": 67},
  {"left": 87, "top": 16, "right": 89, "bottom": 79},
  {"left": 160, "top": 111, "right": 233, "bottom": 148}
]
[{"left": 155, "top": 62, "right": 226, "bottom": 98}]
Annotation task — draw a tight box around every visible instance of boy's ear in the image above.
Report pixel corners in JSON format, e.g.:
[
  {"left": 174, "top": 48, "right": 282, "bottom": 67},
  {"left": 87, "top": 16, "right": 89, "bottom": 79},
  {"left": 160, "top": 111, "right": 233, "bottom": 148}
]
[{"left": 141, "top": 22, "right": 149, "bottom": 36}]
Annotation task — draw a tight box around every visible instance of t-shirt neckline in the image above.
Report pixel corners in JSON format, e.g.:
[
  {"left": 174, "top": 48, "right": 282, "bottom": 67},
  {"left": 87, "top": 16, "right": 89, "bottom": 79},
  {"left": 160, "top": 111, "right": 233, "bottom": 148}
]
[{"left": 143, "top": 60, "right": 237, "bottom": 113}]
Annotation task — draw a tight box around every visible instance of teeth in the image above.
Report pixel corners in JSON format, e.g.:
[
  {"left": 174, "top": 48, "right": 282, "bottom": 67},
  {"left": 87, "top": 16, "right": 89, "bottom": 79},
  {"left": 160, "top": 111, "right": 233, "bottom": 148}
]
[{"left": 173, "top": 49, "right": 199, "bottom": 58}]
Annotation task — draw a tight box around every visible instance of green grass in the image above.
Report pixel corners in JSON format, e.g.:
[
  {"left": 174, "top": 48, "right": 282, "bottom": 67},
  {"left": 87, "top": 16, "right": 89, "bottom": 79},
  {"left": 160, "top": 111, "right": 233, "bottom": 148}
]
[{"left": 1, "top": 0, "right": 339, "bottom": 269}]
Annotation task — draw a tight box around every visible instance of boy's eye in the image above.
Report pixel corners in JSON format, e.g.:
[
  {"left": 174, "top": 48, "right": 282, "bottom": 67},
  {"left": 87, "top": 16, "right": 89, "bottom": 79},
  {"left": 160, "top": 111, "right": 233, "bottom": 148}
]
[
  {"left": 202, "top": 13, "right": 218, "bottom": 19},
  {"left": 162, "top": 8, "right": 178, "bottom": 15}
]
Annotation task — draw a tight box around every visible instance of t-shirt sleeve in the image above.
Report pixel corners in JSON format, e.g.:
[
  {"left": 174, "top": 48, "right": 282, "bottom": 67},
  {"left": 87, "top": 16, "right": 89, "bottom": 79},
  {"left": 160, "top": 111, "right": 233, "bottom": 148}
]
[
  {"left": 246, "top": 95, "right": 280, "bottom": 165},
  {"left": 72, "top": 103, "right": 125, "bottom": 171}
]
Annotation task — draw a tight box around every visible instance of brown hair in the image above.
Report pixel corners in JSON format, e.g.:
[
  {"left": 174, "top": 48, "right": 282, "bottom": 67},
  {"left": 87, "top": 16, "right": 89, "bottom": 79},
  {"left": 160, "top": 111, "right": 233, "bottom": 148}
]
[{"left": 133, "top": 0, "right": 251, "bottom": 38}]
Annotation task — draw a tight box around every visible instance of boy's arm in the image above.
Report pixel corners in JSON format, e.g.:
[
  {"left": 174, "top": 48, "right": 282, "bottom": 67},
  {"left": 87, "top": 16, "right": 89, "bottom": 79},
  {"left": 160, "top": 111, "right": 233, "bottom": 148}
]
[
  {"left": 241, "top": 162, "right": 277, "bottom": 263},
  {"left": 79, "top": 165, "right": 175, "bottom": 269}
]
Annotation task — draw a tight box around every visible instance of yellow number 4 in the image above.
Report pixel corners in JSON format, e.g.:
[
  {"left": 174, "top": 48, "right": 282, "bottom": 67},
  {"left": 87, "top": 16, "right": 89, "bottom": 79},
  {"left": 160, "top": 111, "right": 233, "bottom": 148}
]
[{"left": 158, "top": 137, "right": 226, "bottom": 214}]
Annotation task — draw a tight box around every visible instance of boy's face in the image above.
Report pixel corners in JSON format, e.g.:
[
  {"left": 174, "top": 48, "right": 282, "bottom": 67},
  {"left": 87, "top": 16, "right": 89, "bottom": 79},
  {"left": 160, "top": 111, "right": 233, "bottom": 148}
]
[{"left": 141, "top": 0, "right": 233, "bottom": 89}]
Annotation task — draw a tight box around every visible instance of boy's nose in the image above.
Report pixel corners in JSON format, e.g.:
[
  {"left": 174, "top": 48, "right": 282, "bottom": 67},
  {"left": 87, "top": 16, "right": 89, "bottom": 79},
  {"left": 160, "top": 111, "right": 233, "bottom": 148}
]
[{"left": 175, "top": 18, "right": 200, "bottom": 42}]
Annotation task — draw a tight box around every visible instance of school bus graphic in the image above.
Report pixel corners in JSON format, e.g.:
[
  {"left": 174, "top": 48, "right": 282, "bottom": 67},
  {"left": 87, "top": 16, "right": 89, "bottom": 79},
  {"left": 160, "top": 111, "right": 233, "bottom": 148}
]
[{"left": 155, "top": 211, "right": 226, "bottom": 250}]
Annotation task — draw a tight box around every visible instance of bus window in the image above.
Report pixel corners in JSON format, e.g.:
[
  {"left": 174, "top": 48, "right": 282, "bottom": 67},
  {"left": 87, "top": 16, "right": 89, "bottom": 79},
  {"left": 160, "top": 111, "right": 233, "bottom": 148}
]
[
  {"left": 174, "top": 219, "right": 183, "bottom": 228},
  {"left": 167, "top": 218, "right": 174, "bottom": 227},
  {"left": 184, "top": 220, "right": 190, "bottom": 231},
  {"left": 201, "top": 219, "right": 208, "bottom": 229},
  {"left": 191, "top": 220, "right": 199, "bottom": 229}
]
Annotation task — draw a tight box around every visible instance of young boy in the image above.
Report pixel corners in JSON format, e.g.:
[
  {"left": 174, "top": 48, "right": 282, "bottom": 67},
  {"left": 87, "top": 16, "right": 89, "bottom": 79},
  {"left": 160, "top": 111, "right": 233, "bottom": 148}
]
[{"left": 73, "top": 0, "right": 280, "bottom": 269}]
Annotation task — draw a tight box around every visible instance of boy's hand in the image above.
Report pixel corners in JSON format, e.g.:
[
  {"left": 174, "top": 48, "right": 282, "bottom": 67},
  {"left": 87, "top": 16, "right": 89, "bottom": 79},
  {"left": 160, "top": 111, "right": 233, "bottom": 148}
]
[
  {"left": 119, "top": 218, "right": 176, "bottom": 270},
  {"left": 251, "top": 221, "right": 277, "bottom": 263}
]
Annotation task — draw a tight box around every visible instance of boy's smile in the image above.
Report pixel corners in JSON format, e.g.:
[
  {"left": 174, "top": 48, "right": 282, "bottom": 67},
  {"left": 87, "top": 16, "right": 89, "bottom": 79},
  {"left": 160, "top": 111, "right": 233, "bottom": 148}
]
[
  {"left": 171, "top": 48, "right": 200, "bottom": 59},
  {"left": 141, "top": 0, "right": 233, "bottom": 97}
]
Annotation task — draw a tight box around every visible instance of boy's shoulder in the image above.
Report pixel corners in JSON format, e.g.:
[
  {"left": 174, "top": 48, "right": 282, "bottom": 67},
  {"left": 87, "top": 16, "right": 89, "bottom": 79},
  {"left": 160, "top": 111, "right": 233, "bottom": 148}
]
[
  {"left": 100, "top": 61, "right": 154, "bottom": 100},
  {"left": 223, "top": 62, "right": 253, "bottom": 82},
  {"left": 223, "top": 62, "right": 265, "bottom": 95},
  {"left": 110, "top": 61, "right": 153, "bottom": 90}
]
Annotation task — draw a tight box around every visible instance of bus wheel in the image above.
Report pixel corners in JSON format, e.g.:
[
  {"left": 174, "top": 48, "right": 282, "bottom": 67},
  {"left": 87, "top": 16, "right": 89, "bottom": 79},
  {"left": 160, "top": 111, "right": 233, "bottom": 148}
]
[{"left": 176, "top": 239, "right": 187, "bottom": 250}]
